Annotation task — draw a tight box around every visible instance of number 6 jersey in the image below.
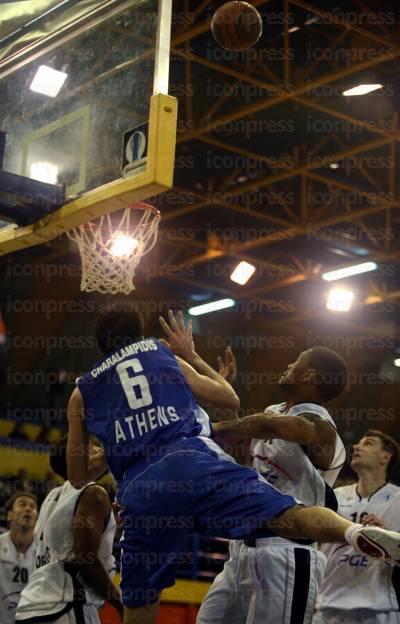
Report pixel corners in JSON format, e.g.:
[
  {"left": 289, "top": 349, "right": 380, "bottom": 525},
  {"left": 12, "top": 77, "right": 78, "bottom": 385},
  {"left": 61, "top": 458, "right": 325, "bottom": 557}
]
[
  {"left": 316, "top": 482, "right": 400, "bottom": 612},
  {"left": 77, "top": 338, "right": 208, "bottom": 482},
  {"left": 0, "top": 531, "right": 36, "bottom": 624}
]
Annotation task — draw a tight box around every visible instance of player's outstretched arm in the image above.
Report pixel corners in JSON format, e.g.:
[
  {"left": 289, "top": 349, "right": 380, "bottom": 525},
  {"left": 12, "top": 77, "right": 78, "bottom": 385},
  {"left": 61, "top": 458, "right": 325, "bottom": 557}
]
[
  {"left": 159, "top": 310, "right": 239, "bottom": 410},
  {"left": 67, "top": 387, "right": 90, "bottom": 488},
  {"left": 213, "top": 411, "right": 336, "bottom": 468},
  {"left": 73, "top": 484, "right": 123, "bottom": 621}
]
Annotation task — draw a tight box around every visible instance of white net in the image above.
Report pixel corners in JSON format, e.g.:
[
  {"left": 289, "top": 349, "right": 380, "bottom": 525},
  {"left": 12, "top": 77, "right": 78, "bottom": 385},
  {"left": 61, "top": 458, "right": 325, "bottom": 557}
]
[{"left": 67, "top": 203, "right": 160, "bottom": 294}]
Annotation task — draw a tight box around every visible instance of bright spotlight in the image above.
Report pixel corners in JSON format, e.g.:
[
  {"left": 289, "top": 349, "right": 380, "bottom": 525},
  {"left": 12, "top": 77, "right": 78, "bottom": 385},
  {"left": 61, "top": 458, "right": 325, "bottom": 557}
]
[
  {"left": 30, "top": 162, "right": 58, "bottom": 184},
  {"left": 322, "top": 262, "right": 377, "bottom": 282},
  {"left": 188, "top": 299, "right": 235, "bottom": 316},
  {"left": 326, "top": 289, "right": 354, "bottom": 312},
  {"left": 30, "top": 65, "right": 68, "bottom": 97},
  {"left": 230, "top": 261, "right": 256, "bottom": 285},
  {"left": 110, "top": 234, "right": 139, "bottom": 258},
  {"left": 342, "top": 84, "right": 383, "bottom": 96},
  {"left": 394, "top": 358, "right": 400, "bottom": 368}
]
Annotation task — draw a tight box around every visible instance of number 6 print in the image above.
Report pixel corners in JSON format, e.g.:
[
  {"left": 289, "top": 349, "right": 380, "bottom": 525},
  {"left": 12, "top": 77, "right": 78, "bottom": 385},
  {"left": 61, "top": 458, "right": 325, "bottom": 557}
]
[{"left": 116, "top": 359, "right": 153, "bottom": 409}]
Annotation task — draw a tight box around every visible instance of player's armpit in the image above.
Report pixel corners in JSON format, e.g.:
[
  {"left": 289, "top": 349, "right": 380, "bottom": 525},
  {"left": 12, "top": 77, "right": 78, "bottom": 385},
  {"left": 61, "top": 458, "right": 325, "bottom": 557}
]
[
  {"left": 73, "top": 484, "right": 109, "bottom": 560},
  {"left": 67, "top": 387, "right": 90, "bottom": 488},
  {"left": 73, "top": 485, "right": 123, "bottom": 617}
]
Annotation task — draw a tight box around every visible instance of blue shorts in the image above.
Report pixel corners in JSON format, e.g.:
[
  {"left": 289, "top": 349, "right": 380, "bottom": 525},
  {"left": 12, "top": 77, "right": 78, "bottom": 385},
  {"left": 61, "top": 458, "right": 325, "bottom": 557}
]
[{"left": 118, "top": 436, "right": 296, "bottom": 607}]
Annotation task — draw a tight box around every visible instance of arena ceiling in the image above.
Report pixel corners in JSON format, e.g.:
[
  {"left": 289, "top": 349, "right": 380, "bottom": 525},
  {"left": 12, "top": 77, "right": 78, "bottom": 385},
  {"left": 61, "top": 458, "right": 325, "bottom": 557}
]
[
  {"left": 1, "top": 0, "right": 399, "bottom": 327},
  {"left": 159, "top": 0, "right": 400, "bottom": 329}
]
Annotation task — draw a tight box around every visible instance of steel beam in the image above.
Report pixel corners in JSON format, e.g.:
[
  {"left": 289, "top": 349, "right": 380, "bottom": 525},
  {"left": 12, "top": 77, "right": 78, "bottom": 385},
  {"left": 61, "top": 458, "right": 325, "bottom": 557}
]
[{"left": 179, "top": 49, "right": 400, "bottom": 143}]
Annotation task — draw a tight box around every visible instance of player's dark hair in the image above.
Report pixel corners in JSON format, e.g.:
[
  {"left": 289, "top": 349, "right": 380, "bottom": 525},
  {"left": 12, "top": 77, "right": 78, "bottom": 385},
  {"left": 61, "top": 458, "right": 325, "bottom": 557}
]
[
  {"left": 95, "top": 304, "right": 145, "bottom": 355},
  {"left": 5, "top": 491, "right": 37, "bottom": 516},
  {"left": 308, "top": 346, "right": 349, "bottom": 402},
  {"left": 49, "top": 435, "right": 68, "bottom": 480},
  {"left": 364, "top": 429, "right": 400, "bottom": 475}
]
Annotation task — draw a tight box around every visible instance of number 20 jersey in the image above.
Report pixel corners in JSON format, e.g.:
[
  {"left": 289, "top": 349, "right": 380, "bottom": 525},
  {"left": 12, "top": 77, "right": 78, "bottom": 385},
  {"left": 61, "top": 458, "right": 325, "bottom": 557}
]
[
  {"left": 0, "top": 532, "right": 36, "bottom": 624},
  {"left": 77, "top": 338, "right": 207, "bottom": 482}
]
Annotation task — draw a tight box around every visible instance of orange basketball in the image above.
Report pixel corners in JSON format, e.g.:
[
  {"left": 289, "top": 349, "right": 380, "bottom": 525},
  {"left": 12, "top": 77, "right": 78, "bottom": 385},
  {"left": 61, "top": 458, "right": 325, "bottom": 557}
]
[{"left": 211, "top": 2, "right": 263, "bottom": 51}]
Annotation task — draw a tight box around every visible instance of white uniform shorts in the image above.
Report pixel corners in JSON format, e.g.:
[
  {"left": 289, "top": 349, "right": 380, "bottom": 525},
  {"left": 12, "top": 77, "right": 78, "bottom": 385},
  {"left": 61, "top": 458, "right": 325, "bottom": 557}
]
[
  {"left": 313, "top": 609, "right": 400, "bottom": 624},
  {"left": 197, "top": 538, "right": 327, "bottom": 624},
  {"left": 19, "top": 604, "right": 100, "bottom": 624}
]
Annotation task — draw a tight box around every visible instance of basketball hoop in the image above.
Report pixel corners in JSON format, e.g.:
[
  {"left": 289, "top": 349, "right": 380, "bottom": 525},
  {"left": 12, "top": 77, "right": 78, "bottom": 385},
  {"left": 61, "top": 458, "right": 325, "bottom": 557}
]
[{"left": 67, "top": 203, "right": 160, "bottom": 295}]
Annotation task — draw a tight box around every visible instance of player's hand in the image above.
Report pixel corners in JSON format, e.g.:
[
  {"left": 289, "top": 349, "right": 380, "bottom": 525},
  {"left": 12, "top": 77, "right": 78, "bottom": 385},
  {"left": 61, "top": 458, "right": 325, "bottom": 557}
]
[
  {"left": 159, "top": 310, "right": 195, "bottom": 361},
  {"left": 361, "top": 514, "right": 385, "bottom": 528},
  {"left": 217, "top": 346, "right": 237, "bottom": 384}
]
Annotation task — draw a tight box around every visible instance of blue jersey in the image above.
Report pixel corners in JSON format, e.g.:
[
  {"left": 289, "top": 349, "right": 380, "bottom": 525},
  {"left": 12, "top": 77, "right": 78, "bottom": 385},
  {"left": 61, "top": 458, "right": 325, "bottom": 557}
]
[{"left": 77, "top": 338, "right": 208, "bottom": 481}]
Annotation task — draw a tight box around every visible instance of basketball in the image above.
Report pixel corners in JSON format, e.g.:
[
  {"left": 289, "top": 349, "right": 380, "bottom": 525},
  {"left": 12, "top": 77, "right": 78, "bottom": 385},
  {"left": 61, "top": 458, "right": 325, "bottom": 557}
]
[{"left": 211, "top": 2, "right": 263, "bottom": 51}]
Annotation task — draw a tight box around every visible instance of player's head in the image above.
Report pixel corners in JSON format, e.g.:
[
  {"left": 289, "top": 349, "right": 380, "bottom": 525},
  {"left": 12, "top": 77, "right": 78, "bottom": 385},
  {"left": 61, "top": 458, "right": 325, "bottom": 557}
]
[
  {"left": 50, "top": 435, "right": 109, "bottom": 482},
  {"left": 278, "top": 347, "right": 348, "bottom": 403},
  {"left": 351, "top": 429, "right": 400, "bottom": 477},
  {"left": 5, "top": 492, "right": 38, "bottom": 531},
  {"left": 95, "top": 304, "right": 145, "bottom": 355}
]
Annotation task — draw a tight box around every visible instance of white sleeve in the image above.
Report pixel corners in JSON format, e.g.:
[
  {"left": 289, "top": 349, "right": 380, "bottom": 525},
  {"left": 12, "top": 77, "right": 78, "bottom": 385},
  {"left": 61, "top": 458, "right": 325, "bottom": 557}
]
[{"left": 289, "top": 403, "right": 331, "bottom": 421}]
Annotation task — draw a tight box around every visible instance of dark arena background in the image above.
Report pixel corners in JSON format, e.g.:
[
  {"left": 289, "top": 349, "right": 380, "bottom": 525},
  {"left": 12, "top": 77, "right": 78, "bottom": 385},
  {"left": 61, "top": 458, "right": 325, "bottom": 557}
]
[{"left": 0, "top": 0, "right": 400, "bottom": 622}]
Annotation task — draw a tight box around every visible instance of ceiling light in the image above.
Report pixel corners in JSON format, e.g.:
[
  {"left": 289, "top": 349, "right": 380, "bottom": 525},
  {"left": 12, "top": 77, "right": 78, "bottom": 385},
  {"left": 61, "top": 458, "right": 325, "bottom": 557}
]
[
  {"left": 188, "top": 299, "right": 235, "bottom": 316},
  {"left": 342, "top": 84, "right": 383, "bottom": 96},
  {"left": 288, "top": 26, "right": 300, "bottom": 33},
  {"left": 230, "top": 261, "right": 256, "bottom": 285},
  {"left": 30, "top": 161, "right": 58, "bottom": 184},
  {"left": 30, "top": 65, "right": 68, "bottom": 97},
  {"left": 394, "top": 358, "right": 400, "bottom": 367},
  {"left": 329, "top": 162, "right": 339, "bottom": 169},
  {"left": 326, "top": 289, "right": 354, "bottom": 312},
  {"left": 364, "top": 294, "right": 382, "bottom": 305},
  {"left": 322, "top": 261, "right": 377, "bottom": 282}
]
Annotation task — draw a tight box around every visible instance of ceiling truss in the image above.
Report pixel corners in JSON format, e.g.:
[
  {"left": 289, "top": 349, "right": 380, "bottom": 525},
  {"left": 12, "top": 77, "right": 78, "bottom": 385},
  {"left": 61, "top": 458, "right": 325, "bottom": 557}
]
[{"left": 159, "top": 0, "right": 400, "bottom": 312}]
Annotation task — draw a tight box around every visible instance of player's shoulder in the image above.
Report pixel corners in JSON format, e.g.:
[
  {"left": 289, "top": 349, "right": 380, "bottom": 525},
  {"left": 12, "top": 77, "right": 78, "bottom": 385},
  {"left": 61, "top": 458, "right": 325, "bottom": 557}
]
[
  {"left": 42, "top": 484, "right": 64, "bottom": 502},
  {"left": 78, "top": 483, "right": 109, "bottom": 508},
  {"left": 381, "top": 482, "right": 400, "bottom": 499},
  {"left": 384, "top": 481, "right": 400, "bottom": 492},
  {"left": 0, "top": 530, "right": 9, "bottom": 542},
  {"left": 0, "top": 531, "right": 12, "bottom": 557},
  {"left": 289, "top": 402, "right": 331, "bottom": 420},
  {"left": 334, "top": 483, "right": 355, "bottom": 499}
]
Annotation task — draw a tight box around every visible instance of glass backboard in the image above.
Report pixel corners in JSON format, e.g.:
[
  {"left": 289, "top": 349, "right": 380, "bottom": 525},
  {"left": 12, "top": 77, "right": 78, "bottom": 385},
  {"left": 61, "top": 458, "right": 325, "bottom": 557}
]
[{"left": 0, "top": 0, "right": 176, "bottom": 254}]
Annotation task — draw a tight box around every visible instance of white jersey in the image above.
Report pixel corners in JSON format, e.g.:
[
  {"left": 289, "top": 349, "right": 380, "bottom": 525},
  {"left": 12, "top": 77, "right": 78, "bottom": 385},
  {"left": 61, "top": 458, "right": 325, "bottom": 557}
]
[
  {"left": 0, "top": 531, "right": 36, "bottom": 624},
  {"left": 250, "top": 402, "right": 345, "bottom": 507},
  {"left": 199, "top": 402, "right": 343, "bottom": 624},
  {"left": 316, "top": 482, "right": 400, "bottom": 613},
  {"left": 34, "top": 485, "right": 64, "bottom": 569},
  {"left": 16, "top": 481, "right": 116, "bottom": 622}
]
